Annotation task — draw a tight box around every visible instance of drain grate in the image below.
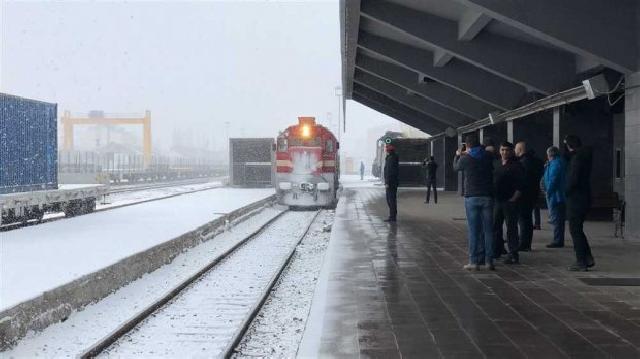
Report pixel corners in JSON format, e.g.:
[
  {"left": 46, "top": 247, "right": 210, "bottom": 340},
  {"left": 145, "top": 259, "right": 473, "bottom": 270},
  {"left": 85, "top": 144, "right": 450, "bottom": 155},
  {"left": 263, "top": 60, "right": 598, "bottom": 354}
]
[{"left": 579, "top": 277, "right": 640, "bottom": 286}]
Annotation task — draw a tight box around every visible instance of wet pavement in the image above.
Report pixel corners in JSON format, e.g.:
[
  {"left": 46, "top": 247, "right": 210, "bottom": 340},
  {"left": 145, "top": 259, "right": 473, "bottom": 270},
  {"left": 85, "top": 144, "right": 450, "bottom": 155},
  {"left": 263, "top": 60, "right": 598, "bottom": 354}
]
[{"left": 299, "top": 186, "right": 640, "bottom": 358}]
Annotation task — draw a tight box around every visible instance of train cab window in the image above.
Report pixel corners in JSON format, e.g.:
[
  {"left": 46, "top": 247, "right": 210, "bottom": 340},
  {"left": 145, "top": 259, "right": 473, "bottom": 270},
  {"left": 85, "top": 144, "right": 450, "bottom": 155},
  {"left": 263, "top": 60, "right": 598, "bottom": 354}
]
[
  {"left": 326, "top": 139, "right": 334, "bottom": 153},
  {"left": 278, "top": 138, "right": 288, "bottom": 152}
]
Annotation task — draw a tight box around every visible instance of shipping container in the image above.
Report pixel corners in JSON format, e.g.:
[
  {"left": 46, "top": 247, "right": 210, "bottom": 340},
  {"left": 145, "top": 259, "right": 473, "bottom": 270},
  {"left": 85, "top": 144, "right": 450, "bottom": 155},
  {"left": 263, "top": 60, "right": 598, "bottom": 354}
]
[
  {"left": 0, "top": 93, "right": 58, "bottom": 194},
  {"left": 372, "top": 131, "right": 403, "bottom": 179},
  {"left": 229, "top": 138, "right": 275, "bottom": 187},
  {"left": 394, "top": 138, "right": 429, "bottom": 186},
  {"left": 372, "top": 132, "right": 428, "bottom": 186}
]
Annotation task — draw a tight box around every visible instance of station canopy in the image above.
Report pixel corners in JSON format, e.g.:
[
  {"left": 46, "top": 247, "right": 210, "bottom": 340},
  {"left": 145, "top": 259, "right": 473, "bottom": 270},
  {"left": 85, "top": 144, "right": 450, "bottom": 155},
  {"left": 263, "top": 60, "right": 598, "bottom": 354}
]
[{"left": 340, "top": 0, "right": 638, "bottom": 136}]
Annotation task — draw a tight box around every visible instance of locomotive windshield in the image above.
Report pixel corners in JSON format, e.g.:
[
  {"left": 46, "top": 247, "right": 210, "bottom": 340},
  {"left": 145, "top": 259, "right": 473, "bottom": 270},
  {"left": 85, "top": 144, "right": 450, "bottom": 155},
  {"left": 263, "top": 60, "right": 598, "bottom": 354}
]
[{"left": 287, "top": 136, "right": 321, "bottom": 147}]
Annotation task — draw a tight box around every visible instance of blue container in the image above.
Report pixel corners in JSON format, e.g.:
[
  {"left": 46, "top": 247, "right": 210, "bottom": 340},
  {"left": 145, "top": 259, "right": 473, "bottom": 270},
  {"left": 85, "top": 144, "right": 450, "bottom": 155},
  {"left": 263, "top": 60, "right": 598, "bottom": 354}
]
[{"left": 0, "top": 93, "right": 58, "bottom": 194}]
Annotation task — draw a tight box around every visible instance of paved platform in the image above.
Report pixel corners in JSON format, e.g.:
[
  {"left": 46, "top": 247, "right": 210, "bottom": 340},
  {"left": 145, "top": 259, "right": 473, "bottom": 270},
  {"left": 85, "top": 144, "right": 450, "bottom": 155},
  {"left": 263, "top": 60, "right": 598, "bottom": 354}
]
[{"left": 300, "top": 185, "right": 640, "bottom": 358}]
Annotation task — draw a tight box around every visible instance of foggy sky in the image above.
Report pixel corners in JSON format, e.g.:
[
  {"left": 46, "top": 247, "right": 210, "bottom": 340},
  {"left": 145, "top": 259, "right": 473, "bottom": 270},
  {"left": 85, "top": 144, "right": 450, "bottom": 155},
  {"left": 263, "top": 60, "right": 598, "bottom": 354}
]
[{"left": 1, "top": 0, "right": 407, "bottom": 162}]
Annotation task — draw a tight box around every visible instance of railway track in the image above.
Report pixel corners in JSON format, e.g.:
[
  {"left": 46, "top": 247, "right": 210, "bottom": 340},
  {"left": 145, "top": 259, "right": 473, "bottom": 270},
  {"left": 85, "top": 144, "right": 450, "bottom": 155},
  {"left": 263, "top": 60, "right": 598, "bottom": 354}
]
[
  {"left": 107, "top": 175, "right": 228, "bottom": 194},
  {"left": 78, "top": 209, "right": 320, "bottom": 358}
]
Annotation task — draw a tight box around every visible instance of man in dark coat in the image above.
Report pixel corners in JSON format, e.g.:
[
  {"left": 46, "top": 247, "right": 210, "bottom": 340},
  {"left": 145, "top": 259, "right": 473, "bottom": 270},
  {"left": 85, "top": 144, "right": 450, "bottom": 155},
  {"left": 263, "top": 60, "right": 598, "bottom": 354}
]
[
  {"left": 564, "top": 135, "right": 595, "bottom": 271},
  {"left": 423, "top": 156, "right": 438, "bottom": 204},
  {"left": 515, "top": 142, "right": 545, "bottom": 251},
  {"left": 384, "top": 144, "right": 400, "bottom": 222},
  {"left": 493, "top": 142, "right": 525, "bottom": 264}
]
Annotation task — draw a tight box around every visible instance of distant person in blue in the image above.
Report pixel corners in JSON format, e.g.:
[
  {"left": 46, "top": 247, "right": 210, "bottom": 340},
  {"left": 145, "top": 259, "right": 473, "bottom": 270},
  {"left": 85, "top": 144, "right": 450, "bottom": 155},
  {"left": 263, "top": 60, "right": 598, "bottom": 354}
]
[
  {"left": 543, "top": 146, "right": 566, "bottom": 248},
  {"left": 360, "top": 161, "right": 365, "bottom": 180}
]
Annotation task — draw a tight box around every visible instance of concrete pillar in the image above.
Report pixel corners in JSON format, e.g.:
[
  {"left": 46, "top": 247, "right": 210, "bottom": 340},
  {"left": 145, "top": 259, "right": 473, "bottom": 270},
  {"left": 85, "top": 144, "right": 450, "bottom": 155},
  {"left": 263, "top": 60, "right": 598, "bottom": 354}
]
[
  {"left": 507, "top": 121, "right": 514, "bottom": 142},
  {"left": 624, "top": 72, "right": 640, "bottom": 240},
  {"left": 553, "top": 106, "right": 561, "bottom": 147},
  {"left": 432, "top": 137, "right": 445, "bottom": 186}
]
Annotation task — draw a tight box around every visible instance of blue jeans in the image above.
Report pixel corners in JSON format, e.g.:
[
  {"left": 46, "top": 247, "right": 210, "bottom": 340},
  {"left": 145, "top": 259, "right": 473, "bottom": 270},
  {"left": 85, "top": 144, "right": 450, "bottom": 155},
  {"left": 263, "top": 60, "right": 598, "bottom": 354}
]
[
  {"left": 548, "top": 201, "right": 566, "bottom": 245},
  {"left": 464, "top": 197, "right": 494, "bottom": 265}
]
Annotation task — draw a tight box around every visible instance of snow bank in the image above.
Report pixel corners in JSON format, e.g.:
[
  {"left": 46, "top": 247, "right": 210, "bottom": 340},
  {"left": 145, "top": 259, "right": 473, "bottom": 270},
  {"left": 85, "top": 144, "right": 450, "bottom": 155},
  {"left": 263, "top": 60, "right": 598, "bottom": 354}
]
[{"left": 0, "top": 187, "right": 274, "bottom": 312}]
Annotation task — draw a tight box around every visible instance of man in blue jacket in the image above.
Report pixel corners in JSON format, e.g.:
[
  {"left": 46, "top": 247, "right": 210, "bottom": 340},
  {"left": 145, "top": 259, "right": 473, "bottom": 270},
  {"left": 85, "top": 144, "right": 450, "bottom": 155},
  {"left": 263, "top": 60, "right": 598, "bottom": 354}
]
[{"left": 543, "top": 146, "right": 566, "bottom": 248}]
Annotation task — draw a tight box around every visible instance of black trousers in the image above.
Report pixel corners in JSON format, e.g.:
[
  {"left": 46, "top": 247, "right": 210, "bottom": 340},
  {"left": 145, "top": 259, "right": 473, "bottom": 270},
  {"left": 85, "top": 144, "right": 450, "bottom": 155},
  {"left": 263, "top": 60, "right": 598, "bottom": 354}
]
[
  {"left": 518, "top": 201, "right": 535, "bottom": 250},
  {"left": 426, "top": 178, "right": 437, "bottom": 203},
  {"left": 567, "top": 196, "right": 594, "bottom": 266},
  {"left": 386, "top": 185, "right": 398, "bottom": 220},
  {"left": 494, "top": 200, "right": 519, "bottom": 259}
]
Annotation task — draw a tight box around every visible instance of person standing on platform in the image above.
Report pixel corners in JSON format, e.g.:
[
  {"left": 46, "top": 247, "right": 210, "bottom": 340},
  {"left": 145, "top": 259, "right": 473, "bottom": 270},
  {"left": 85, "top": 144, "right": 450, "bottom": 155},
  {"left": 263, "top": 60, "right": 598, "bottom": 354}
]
[
  {"left": 533, "top": 205, "right": 542, "bottom": 230},
  {"left": 515, "top": 142, "right": 544, "bottom": 251},
  {"left": 493, "top": 142, "right": 525, "bottom": 264},
  {"left": 564, "top": 135, "right": 595, "bottom": 271},
  {"left": 453, "top": 135, "right": 495, "bottom": 271},
  {"left": 423, "top": 156, "right": 438, "bottom": 204},
  {"left": 543, "top": 146, "right": 566, "bottom": 248},
  {"left": 360, "top": 161, "right": 365, "bottom": 180},
  {"left": 384, "top": 144, "right": 399, "bottom": 222}
]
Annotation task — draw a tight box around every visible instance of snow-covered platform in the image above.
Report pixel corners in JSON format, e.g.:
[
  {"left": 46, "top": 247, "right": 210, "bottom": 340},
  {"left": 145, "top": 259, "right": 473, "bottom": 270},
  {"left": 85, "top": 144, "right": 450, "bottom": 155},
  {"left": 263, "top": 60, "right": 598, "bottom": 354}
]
[{"left": 0, "top": 187, "right": 274, "bottom": 348}]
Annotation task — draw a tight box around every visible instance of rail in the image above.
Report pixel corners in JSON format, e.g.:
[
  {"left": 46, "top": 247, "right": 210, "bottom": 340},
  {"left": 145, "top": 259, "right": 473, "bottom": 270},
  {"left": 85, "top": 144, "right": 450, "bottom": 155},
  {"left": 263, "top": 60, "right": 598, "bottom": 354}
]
[{"left": 79, "top": 210, "right": 320, "bottom": 358}]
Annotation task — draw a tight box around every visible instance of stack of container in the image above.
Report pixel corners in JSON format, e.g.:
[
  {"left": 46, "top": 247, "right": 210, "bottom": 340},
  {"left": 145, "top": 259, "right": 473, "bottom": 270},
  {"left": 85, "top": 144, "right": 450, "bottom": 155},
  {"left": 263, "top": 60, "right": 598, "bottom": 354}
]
[{"left": 0, "top": 93, "right": 58, "bottom": 194}]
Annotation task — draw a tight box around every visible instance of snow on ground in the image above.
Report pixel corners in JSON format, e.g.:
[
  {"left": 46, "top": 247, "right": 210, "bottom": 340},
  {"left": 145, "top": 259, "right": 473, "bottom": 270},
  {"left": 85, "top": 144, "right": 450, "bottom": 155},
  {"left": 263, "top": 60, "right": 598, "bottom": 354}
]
[
  {"left": 40, "top": 180, "right": 224, "bottom": 221},
  {"left": 2, "top": 206, "right": 284, "bottom": 358},
  {"left": 233, "top": 210, "right": 333, "bottom": 358},
  {"left": 102, "top": 211, "right": 318, "bottom": 358},
  {"left": 0, "top": 187, "right": 274, "bottom": 312},
  {"left": 97, "top": 181, "right": 224, "bottom": 210},
  {"left": 340, "top": 174, "right": 381, "bottom": 188}
]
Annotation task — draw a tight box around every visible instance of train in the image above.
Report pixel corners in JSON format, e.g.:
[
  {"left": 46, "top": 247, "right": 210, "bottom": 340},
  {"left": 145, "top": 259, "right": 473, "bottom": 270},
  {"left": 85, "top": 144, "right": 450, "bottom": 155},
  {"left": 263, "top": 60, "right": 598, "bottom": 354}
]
[
  {"left": 228, "top": 138, "right": 275, "bottom": 187},
  {"left": 372, "top": 132, "right": 429, "bottom": 187},
  {"left": 275, "top": 117, "right": 339, "bottom": 208},
  {"left": 372, "top": 131, "right": 403, "bottom": 178},
  {"left": 1, "top": 93, "right": 107, "bottom": 225}
]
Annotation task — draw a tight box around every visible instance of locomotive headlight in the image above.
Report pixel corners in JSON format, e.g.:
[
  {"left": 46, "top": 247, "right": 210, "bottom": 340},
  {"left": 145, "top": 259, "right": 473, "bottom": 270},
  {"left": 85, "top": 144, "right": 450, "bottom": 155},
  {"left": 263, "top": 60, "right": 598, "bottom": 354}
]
[{"left": 301, "top": 125, "right": 311, "bottom": 138}]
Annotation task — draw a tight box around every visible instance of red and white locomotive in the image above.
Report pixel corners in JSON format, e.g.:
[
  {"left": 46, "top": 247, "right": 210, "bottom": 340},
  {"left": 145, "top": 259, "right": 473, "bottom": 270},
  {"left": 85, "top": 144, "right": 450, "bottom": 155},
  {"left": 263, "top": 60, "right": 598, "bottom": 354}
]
[{"left": 275, "top": 117, "right": 339, "bottom": 207}]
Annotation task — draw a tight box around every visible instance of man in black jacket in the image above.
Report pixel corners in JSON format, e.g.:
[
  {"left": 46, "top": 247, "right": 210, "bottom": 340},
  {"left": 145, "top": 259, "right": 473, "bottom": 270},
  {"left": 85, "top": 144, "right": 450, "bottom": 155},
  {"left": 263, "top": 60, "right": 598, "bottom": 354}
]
[
  {"left": 384, "top": 144, "right": 400, "bottom": 222},
  {"left": 515, "top": 142, "right": 544, "bottom": 251},
  {"left": 423, "top": 156, "right": 438, "bottom": 204},
  {"left": 564, "top": 135, "right": 595, "bottom": 271},
  {"left": 494, "top": 142, "right": 525, "bottom": 264}
]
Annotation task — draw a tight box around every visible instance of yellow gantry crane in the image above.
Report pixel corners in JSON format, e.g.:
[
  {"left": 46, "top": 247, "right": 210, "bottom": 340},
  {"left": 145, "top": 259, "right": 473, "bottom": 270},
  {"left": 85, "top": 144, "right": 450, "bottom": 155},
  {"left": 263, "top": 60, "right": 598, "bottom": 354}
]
[{"left": 61, "top": 110, "right": 152, "bottom": 167}]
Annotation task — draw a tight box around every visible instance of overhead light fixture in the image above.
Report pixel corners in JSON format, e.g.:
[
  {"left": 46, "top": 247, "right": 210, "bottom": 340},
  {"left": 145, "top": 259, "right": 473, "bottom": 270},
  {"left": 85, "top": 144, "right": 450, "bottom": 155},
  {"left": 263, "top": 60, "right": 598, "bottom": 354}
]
[
  {"left": 582, "top": 74, "right": 612, "bottom": 100},
  {"left": 488, "top": 112, "right": 501, "bottom": 124},
  {"left": 418, "top": 74, "right": 435, "bottom": 84}
]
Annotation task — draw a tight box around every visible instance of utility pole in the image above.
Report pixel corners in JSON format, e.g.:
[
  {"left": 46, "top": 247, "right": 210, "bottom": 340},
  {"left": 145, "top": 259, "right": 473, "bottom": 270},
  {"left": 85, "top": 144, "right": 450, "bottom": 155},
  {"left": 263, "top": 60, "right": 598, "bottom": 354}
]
[{"left": 334, "top": 86, "right": 343, "bottom": 141}]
